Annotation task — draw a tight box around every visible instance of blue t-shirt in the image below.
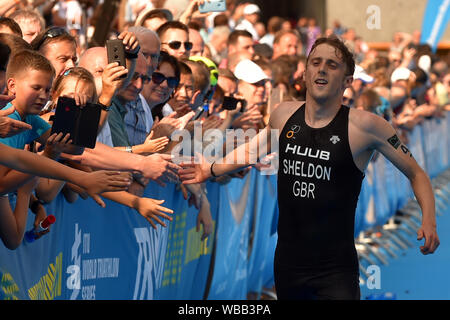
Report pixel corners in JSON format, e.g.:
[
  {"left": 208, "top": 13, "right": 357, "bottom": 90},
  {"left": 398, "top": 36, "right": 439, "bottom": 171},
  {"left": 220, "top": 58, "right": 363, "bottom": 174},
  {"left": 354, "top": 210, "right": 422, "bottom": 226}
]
[{"left": 0, "top": 103, "right": 51, "bottom": 150}]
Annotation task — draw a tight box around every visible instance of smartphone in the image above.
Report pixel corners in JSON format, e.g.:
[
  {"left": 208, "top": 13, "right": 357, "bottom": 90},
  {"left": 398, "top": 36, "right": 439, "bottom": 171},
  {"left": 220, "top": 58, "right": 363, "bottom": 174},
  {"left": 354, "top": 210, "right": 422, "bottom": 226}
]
[
  {"left": 222, "top": 96, "right": 247, "bottom": 111},
  {"left": 192, "top": 106, "right": 205, "bottom": 121},
  {"left": 199, "top": 0, "right": 226, "bottom": 13},
  {"left": 106, "top": 39, "right": 126, "bottom": 68}
]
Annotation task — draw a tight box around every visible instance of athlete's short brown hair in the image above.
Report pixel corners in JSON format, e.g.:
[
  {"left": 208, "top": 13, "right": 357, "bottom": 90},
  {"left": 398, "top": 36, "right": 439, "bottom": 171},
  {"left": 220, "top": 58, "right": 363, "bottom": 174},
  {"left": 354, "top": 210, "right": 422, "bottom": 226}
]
[{"left": 308, "top": 35, "right": 355, "bottom": 77}]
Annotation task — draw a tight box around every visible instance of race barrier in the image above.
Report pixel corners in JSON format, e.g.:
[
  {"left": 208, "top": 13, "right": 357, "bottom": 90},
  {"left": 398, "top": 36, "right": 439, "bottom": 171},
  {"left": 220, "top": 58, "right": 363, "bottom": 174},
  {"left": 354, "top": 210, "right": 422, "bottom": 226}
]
[{"left": 0, "top": 113, "right": 449, "bottom": 300}]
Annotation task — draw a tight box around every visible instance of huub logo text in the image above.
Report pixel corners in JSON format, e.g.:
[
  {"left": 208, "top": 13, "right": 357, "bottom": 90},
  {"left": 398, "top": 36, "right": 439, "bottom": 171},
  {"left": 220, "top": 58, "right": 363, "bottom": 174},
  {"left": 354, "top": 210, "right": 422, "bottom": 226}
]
[{"left": 284, "top": 143, "right": 330, "bottom": 161}]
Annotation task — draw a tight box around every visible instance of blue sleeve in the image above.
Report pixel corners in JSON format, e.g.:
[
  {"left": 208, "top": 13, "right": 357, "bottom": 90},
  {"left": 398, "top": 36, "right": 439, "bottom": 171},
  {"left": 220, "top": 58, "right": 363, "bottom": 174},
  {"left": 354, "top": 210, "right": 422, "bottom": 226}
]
[{"left": 28, "top": 114, "right": 51, "bottom": 141}]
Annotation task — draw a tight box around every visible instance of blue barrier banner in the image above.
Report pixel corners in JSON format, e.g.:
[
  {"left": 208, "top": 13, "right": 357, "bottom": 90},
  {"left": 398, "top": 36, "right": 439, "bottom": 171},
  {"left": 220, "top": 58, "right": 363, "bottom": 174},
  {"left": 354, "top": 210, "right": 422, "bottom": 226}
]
[
  {"left": 372, "top": 156, "right": 391, "bottom": 226},
  {"left": 354, "top": 171, "right": 373, "bottom": 237},
  {"left": 422, "top": 117, "right": 447, "bottom": 178},
  {"left": 420, "top": 0, "right": 450, "bottom": 51},
  {"left": 246, "top": 173, "right": 278, "bottom": 295},
  {"left": 207, "top": 170, "right": 256, "bottom": 299},
  {"left": 157, "top": 184, "right": 216, "bottom": 300},
  {"left": 0, "top": 182, "right": 215, "bottom": 300},
  {"left": 447, "top": 114, "right": 450, "bottom": 166}
]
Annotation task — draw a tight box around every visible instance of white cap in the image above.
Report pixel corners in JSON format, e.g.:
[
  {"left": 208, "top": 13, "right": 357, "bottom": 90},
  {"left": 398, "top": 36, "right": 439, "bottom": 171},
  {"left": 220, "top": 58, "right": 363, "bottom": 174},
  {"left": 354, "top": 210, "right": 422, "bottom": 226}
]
[
  {"left": 353, "top": 65, "right": 374, "bottom": 83},
  {"left": 418, "top": 55, "right": 431, "bottom": 74},
  {"left": 243, "top": 4, "right": 260, "bottom": 15},
  {"left": 234, "top": 59, "right": 269, "bottom": 84},
  {"left": 391, "top": 67, "right": 411, "bottom": 83}
]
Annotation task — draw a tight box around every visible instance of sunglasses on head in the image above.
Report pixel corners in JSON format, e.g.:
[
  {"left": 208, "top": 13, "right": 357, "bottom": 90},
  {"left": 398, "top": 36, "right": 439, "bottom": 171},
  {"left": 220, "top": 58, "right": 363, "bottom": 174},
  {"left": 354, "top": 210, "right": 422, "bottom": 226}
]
[
  {"left": 162, "top": 41, "right": 193, "bottom": 51},
  {"left": 34, "top": 27, "right": 69, "bottom": 50},
  {"left": 151, "top": 72, "right": 179, "bottom": 88}
]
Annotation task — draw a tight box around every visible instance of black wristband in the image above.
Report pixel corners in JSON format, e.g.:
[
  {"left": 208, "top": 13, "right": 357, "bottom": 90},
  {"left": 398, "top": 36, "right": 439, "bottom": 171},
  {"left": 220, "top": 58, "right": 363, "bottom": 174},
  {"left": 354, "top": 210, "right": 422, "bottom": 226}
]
[
  {"left": 125, "top": 51, "right": 138, "bottom": 59},
  {"left": 210, "top": 161, "right": 218, "bottom": 177},
  {"left": 125, "top": 44, "right": 140, "bottom": 59},
  {"left": 98, "top": 102, "right": 111, "bottom": 111}
]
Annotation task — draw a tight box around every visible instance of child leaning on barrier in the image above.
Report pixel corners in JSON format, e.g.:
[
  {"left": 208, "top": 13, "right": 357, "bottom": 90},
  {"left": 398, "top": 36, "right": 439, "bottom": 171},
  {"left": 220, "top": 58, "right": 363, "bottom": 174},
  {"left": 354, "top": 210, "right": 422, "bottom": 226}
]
[{"left": 40, "top": 66, "right": 174, "bottom": 229}]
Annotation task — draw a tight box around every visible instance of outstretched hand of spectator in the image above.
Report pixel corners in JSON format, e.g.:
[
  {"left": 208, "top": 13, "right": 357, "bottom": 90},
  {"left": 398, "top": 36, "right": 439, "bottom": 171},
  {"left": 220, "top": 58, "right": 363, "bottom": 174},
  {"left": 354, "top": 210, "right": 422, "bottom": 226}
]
[
  {"left": 0, "top": 105, "right": 32, "bottom": 138},
  {"left": 202, "top": 114, "right": 223, "bottom": 131},
  {"left": 150, "top": 113, "right": 182, "bottom": 139},
  {"left": 79, "top": 171, "right": 132, "bottom": 207},
  {"left": 142, "top": 131, "right": 170, "bottom": 153},
  {"left": 43, "top": 132, "right": 72, "bottom": 160},
  {"left": 135, "top": 197, "right": 174, "bottom": 229},
  {"left": 141, "top": 153, "right": 181, "bottom": 187}
]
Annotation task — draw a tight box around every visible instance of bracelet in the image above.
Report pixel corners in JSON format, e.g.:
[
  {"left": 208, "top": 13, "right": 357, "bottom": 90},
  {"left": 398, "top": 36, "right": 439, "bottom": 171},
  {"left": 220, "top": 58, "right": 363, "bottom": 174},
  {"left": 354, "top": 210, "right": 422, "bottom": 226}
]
[
  {"left": 210, "top": 161, "right": 218, "bottom": 177},
  {"left": 125, "top": 146, "right": 133, "bottom": 153}
]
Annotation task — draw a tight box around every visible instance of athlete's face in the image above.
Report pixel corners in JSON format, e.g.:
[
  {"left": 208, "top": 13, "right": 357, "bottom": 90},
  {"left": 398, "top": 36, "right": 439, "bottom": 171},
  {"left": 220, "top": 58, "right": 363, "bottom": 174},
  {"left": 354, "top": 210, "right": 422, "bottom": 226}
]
[{"left": 305, "top": 43, "right": 352, "bottom": 104}]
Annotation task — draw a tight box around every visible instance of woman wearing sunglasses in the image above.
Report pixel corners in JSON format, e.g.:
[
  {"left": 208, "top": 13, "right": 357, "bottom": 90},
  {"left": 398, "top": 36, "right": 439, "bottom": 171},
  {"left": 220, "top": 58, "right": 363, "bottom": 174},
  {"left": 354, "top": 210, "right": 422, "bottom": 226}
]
[{"left": 144, "top": 51, "right": 180, "bottom": 121}]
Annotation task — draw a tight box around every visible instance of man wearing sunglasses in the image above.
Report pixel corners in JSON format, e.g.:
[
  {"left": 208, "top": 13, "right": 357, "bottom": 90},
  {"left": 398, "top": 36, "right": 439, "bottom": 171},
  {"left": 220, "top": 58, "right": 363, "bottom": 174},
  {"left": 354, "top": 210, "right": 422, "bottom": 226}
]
[
  {"left": 156, "top": 21, "right": 192, "bottom": 59},
  {"left": 109, "top": 52, "right": 149, "bottom": 149}
]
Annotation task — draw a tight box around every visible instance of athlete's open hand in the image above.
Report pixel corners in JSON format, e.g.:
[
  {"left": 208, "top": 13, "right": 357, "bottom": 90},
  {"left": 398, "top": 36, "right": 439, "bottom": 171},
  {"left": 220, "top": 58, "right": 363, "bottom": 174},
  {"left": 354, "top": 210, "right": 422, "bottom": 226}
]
[
  {"left": 179, "top": 153, "right": 211, "bottom": 184},
  {"left": 417, "top": 222, "right": 440, "bottom": 255}
]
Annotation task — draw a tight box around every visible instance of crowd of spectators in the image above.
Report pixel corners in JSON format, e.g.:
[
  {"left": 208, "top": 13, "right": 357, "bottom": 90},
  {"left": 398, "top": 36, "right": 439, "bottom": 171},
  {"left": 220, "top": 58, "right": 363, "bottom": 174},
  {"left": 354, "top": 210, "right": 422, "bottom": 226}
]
[{"left": 0, "top": 0, "right": 448, "bottom": 251}]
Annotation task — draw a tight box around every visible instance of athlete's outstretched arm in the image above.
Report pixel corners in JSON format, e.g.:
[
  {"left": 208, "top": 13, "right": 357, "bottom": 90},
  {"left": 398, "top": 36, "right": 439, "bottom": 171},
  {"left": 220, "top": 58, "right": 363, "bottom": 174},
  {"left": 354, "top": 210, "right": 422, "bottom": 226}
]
[
  {"left": 365, "top": 113, "right": 439, "bottom": 255},
  {"left": 178, "top": 102, "right": 301, "bottom": 184},
  {"left": 179, "top": 125, "right": 274, "bottom": 184}
]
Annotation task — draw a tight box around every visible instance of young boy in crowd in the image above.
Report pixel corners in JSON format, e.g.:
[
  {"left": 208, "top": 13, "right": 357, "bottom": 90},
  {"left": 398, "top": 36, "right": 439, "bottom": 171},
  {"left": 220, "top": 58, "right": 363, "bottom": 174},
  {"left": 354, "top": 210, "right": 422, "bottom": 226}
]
[
  {"left": 0, "top": 49, "right": 69, "bottom": 194},
  {"left": 0, "top": 49, "right": 70, "bottom": 247}
]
